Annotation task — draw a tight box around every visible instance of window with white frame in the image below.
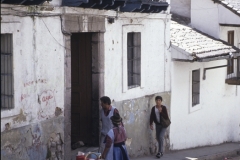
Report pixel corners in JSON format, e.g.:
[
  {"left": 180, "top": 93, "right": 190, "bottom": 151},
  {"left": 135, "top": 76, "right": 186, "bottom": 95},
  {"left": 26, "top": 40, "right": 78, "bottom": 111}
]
[
  {"left": 192, "top": 69, "right": 200, "bottom": 107},
  {"left": 127, "top": 32, "right": 141, "bottom": 89},
  {"left": 1, "top": 34, "right": 14, "bottom": 110}
]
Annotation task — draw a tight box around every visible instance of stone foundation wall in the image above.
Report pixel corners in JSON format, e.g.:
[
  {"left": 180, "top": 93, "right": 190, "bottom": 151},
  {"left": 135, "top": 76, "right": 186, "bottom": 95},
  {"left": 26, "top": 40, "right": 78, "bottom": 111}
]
[
  {"left": 113, "top": 92, "right": 171, "bottom": 158},
  {"left": 1, "top": 116, "right": 64, "bottom": 160}
]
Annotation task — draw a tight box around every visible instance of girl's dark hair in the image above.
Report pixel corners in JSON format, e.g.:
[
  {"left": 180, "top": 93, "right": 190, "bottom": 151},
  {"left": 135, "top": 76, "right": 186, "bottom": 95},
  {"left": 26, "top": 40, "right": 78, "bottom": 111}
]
[
  {"left": 100, "top": 96, "right": 111, "bottom": 105},
  {"left": 155, "top": 96, "right": 163, "bottom": 101}
]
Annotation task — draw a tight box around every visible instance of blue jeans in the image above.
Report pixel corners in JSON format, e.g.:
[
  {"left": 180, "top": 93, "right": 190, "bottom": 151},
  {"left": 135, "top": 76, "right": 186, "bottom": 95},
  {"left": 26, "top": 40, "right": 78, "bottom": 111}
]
[{"left": 155, "top": 124, "right": 167, "bottom": 153}]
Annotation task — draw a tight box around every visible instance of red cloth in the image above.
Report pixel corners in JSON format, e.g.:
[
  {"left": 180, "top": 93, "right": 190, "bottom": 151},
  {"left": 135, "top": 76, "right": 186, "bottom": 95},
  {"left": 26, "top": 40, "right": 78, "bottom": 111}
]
[{"left": 105, "top": 126, "right": 127, "bottom": 148}]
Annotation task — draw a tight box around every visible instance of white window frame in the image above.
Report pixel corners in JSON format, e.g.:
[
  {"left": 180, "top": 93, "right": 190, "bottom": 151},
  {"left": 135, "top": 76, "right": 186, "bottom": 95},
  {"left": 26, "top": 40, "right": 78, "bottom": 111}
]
[
  {"left": 122, "top": 24, "right": 145, "bottom": 93},
  {"left": 189, "top": 68, "right": 202, "bottom": 113}
]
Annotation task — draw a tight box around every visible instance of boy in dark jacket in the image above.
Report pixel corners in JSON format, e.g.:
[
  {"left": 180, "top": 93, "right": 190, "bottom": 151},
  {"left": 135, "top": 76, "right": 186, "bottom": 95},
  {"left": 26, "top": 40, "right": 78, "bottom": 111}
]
[{"left": 150, "top": 96, "right": 170, "bottom": 159}]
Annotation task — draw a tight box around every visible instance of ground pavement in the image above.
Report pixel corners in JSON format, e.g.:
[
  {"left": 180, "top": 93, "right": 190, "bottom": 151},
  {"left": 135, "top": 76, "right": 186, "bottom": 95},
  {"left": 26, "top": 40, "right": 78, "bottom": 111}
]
[
  {"left": 71, "top": 142, "right": 240, "bottom": 160},
  {"left": 131, "top": 143, "right": 240, "bottom": 160}
]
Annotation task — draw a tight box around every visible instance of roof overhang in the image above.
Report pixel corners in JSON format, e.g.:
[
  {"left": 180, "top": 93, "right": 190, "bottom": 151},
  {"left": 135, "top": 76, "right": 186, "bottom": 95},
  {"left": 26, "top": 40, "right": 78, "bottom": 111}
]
[
  {"left": 171, "top": 45, "right": 240, "bottom": 62},
  {"left": 1, "top": 0, "right": 46, "bottom": 5},
  {"left": 219, "top": 23, "right": 240, "bottom": 27},
  {"left": 62, "top": 0, "right": 169, "bottom": 13}
]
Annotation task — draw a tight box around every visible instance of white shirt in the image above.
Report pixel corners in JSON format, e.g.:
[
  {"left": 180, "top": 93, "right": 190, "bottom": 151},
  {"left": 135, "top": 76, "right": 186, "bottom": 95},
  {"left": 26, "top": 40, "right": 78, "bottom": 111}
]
[
  {"left": 155, "top": 106, "right": 160, "bottom": 123},
  {"left": 100, "top": 106, "right": 115, "bottom": 136}
]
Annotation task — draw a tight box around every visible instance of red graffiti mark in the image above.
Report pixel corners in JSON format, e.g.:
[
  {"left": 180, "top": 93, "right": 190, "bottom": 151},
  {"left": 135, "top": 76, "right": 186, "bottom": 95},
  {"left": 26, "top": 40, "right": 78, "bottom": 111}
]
[
  {"left": 42, "top": 95, "right": 53, "bottom": 104},
  {"left": 21, "top": 94, "right": 29, "bottom": 102},
  {"left": 40, "top": 90, "right": 55, "bottom": 106},
  {"left": 24, "top": 79, "right": 47, "bottom": 87}
]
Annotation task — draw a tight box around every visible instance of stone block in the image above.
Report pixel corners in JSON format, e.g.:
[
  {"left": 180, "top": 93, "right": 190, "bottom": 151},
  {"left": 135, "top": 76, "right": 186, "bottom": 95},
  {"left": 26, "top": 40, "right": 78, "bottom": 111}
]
[
  {"left": 62, "top": 15, "right": 82, "bottom": 33},
  {"left": 88, "top": 16, "right": 106, "bottom": 32}
]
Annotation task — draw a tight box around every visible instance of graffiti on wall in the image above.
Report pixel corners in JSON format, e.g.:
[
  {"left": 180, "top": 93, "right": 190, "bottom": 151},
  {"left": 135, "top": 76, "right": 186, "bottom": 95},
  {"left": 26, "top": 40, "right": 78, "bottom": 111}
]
[
  {"left": 23, "top": 79, "right": 47, "bottom": 87},
  {"left": 38, "top": 90, "right": 57, "bottom": 120},
  {"left": 20, "top": 78, "right": 61, "bottom": 120},
  {"left": 1, "top": 122, "right": 64, "bottom": 160}
]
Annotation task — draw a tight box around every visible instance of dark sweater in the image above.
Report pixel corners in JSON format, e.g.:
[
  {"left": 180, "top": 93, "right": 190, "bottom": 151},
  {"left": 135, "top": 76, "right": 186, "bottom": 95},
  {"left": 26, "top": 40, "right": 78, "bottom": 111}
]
[{"left": 150, "top": 105, "right": 169, "bottom": 125}]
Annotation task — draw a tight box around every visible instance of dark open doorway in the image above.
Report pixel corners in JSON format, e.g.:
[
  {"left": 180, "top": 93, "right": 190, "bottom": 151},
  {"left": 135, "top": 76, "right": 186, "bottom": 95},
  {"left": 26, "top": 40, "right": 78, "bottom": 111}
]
[{"left": 71, "top": 33, "right": 99, "bottom": 147}]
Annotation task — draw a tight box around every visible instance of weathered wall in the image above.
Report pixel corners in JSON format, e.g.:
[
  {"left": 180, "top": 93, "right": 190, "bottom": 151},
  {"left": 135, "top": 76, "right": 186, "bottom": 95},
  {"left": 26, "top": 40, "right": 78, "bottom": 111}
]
[
  {"left": 102, "top": 14, "right": 172, "bottom": 157},
  {"left": 170, "top": 60, "right": 240, "bottom": 150},
  {"left": 170, "top": 0, "right": 191, "bottom": 18},
  {"left": 1, "top": 6, "right": 172, "bottom": 159},
  {"left": 1, "top": 117, "right": 64, "bottom": 160},
  {"left": 61, "top": 8, "right": 171, "bottom": 158},
  {"left": 113, "top": 92, "right": 171, "bottom": 157},
  {"left": 1, "top": 12, "right": 65, "bottom": 159}
]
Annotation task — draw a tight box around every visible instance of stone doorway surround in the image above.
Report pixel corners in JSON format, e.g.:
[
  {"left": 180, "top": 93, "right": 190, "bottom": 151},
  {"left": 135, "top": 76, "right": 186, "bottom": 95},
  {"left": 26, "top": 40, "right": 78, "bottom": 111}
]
[{"left": 62, "top": 14, "right": 106, "bottom": 159}]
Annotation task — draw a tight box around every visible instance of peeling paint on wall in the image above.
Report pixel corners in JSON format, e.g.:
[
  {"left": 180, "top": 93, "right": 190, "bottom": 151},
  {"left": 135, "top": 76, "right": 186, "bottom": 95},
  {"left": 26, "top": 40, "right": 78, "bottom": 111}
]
[
  {"left": 46, "top": 133, "right": 63, "bottom": 160},
  {"left": 1, "top": 117, "right": 64, "bottom": 160},
  {"left": 12, "top": 109, "right": 27, "bottom": 124},
  {"left": 113, "top": 92, "right": 171, "bottom": 158},
  {"left": 5, "top": 123, "right": 11, "bottom": 131}
]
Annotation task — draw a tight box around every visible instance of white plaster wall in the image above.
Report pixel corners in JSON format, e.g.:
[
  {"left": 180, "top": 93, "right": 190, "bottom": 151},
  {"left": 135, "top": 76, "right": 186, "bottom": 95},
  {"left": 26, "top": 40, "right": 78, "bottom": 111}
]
[
  {"left": 220, "top": 26, "right": 240, "bottom": 49},
  {"left": 103, "top": 14, "right": 171, "bottom": 102},
  {"left": 170, "top": 0, "right": 191, "bottom": 18},
  {"left": 1, "top": 15, "right": 65, "bottom": 132},
  {"left": 170, "top": 59, "right": 240, "bottom": 150},
  {"left": 191, "top": 0, "right": 219, "bottom": 39},
  {"left": 218, "top": 5, "right": 240, "bottom": 25}
]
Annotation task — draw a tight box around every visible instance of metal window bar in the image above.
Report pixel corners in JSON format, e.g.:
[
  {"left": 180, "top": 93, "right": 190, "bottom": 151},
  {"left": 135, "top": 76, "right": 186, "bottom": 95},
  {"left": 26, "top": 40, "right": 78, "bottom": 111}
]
[
  {"left": 1, "top": 34, "right": 14, "bottom": 110},
  {"left": 226, "top": 58, "right": 240, "bottom": 80},
  {"left": 227, "top": 58, "right": 234, "bottom": 74},
  {"left": 238, "top": 57, "right": 240, "bottom": 78},
  {"left": 227, "top": 31, "right": 234, "bottom": 74},
  {"left": 127, "top": 32, "right": 141, "bottom": 89},
  {"left": 192, "top": 69, "right": 200, "bottom": 107}
]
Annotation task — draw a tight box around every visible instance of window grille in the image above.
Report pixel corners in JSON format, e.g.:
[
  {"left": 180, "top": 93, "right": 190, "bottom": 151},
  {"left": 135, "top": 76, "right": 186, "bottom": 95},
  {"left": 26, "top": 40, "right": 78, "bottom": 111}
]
[
  {"left": 238, "top": 57, "right": 240, "bottom": 77},
  {"left": 127, "top": 32, "right": 141, "bottom": 89},
  {"left": 227, "top": 31, "right": 234, "bottom": 74},
  {"left": 1, "top": 34, "right": 14, "bottom": 110},
  {"left": 192, "top": 69, "right": 200, "bottom": 107}
]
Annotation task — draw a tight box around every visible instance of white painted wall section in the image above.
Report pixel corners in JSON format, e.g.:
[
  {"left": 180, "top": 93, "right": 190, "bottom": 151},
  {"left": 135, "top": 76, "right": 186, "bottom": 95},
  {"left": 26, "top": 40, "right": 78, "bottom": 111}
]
[
  {"left": 170, "top": 0, "right": 191, "bottom": 18},
  {"left": 220, "top": 26, "right": 240, "bottom": 48},
  {"left": 218, "top": 5, "right": 240, "bottom": 25},
  {"left": 191, "top": 0, "right": 219, "bottom": 39},
  {"left": 104, "top": 15, "right": 171, "bottom": 102},
  {"left": 170, "top": 60, "right": 240, "bottom": 150}
]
